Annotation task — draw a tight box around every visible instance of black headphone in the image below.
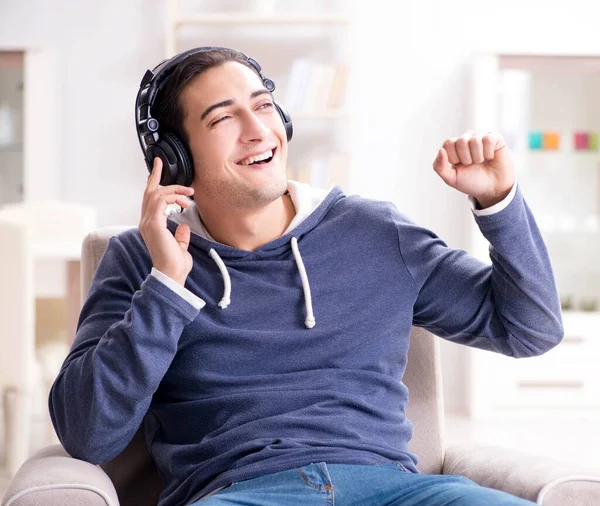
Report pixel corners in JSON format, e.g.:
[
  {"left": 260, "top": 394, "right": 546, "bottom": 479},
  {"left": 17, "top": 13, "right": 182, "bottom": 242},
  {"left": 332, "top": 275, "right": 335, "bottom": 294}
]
[{"left": 135, "top": 46, "right": 293, "bottom": 187}]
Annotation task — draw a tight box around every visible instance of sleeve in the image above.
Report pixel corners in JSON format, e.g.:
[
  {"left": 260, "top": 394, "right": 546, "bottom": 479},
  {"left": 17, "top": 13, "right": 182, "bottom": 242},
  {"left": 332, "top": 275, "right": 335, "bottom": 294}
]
[
  {"left": 48, "top": 236, "right": 202, "bottom": 464},
  {"left": 395, "top": 183, "right": 564, "bottom": 357},
  {"left": 151, "top": 267, "right": 205, "bottom": 309}
]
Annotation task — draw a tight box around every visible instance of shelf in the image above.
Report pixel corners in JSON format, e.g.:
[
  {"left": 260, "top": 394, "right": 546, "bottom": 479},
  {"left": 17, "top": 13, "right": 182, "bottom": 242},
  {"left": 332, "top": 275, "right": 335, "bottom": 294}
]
[
  {"left": 165, "top": 0, "right": 355, "bottom": 193},
  {"left": 174, "top": 13, "right": 352, "bottom": 26}
]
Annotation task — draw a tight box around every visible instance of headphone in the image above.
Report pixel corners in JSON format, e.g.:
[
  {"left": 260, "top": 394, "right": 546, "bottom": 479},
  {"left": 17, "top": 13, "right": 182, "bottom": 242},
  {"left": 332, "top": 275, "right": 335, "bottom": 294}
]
[{"left": 135, "top": 46, "right": 293, "bottom": 187}]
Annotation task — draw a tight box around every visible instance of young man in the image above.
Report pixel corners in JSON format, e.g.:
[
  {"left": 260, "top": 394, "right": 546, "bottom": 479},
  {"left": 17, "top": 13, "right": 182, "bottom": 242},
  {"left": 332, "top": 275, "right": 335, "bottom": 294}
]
[{"left": 49, "top": 48, "right": 563, "bottom": 506}]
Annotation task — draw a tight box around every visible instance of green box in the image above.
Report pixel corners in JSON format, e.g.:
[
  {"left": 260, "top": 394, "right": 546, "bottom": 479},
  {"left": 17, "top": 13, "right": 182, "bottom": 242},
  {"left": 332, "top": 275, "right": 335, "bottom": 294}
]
[
  {"left": 528, "top": 132, "right": 543, "bottom": 150},
  {"left": 589, "top": 132, "right": 598, "bottom": 150}
]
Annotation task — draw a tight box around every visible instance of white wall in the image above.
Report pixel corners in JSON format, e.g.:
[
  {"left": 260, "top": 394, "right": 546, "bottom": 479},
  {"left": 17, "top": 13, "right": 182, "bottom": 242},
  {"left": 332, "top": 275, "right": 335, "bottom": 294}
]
[{"left": 2, "top": 0, "right": 600, "bottom": 412}]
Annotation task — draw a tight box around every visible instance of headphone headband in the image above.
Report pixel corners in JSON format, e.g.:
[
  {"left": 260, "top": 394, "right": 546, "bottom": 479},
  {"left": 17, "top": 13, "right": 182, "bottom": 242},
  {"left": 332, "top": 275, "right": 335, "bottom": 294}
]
[{"left": 135, "top": 46, "right": 292, "bottom": 187}]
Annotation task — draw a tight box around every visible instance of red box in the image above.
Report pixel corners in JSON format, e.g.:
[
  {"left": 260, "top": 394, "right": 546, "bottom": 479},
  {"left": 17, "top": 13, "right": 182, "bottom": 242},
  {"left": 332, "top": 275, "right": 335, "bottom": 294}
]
[{"left": 574, "top": 132, "right": 589, "bottom": 150}]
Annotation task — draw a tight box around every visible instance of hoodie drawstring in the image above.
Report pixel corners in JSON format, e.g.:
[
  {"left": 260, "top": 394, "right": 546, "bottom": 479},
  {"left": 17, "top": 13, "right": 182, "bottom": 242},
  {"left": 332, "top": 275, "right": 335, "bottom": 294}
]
[
  {"left": 209, "top": 248, "right": 231, "bottom": 309},
  {"left": 291, "top": 237, "right": 316, "bottom": 329},
  {"left": 207, "top": 238, "right": 316, "bottom": 329}
]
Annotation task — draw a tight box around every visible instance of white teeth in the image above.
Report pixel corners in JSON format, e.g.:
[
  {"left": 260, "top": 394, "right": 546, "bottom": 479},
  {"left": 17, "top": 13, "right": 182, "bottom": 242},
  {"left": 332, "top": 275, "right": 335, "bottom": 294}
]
[{"left": 238, "top": 149, "right": 273, "bottom": 166}]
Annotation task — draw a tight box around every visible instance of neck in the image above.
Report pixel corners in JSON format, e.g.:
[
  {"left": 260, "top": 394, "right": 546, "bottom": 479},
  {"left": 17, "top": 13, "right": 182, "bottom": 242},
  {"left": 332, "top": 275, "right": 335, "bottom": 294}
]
[{"left": 197, "top": 193, "right": 296, "bottom": 251}]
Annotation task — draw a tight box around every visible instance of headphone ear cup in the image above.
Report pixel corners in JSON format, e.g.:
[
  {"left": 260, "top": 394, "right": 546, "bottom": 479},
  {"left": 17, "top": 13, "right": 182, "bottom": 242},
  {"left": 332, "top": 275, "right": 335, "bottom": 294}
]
[
  {"left": 275, "top": 103, "right": 293, "bottom": 142},
  {"left": 162, "top": 132, "right": 194, "bottom": 187},
  {"left": 146, "top": 141, "right": 179, "bottom": 187}
]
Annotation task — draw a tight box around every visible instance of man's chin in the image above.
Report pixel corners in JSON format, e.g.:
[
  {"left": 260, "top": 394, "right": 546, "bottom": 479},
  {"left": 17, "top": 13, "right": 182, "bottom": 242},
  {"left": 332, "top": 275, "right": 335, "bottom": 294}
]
[{"left": 241, "top": 178, "right": 286, "bottom": 204}]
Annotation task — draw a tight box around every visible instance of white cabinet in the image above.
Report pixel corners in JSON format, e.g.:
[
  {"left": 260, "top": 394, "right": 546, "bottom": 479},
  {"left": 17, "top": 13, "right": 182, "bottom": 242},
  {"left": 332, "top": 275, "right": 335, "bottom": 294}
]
[
  {"left": 467, "top": 53, "right": 600, "bottom": 419},
  {"left": 165, "top": 0, "right": 354, "bottom": 191},
  {"left": 469, "top": 312, "right": 600, "bottom": 418}
]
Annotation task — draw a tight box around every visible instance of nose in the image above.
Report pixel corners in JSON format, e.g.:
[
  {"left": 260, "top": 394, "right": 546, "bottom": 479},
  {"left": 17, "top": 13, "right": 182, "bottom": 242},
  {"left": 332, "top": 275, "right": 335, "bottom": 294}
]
[{"left": 239, "top": 109, "right": 269, "bottom": 143}]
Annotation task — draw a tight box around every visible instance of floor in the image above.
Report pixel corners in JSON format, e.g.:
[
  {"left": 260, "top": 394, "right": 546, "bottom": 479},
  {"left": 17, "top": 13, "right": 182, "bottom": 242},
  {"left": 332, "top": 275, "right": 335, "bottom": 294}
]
[{"left": 1, "top": 411, "right": 598, "bottom": 500}]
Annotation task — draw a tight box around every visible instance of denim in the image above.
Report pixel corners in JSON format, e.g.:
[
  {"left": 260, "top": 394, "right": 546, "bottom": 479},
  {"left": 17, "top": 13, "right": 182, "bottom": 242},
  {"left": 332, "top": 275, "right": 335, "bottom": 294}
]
[{"left": 191, "top": 461, "right": 537, "bottom": 505}]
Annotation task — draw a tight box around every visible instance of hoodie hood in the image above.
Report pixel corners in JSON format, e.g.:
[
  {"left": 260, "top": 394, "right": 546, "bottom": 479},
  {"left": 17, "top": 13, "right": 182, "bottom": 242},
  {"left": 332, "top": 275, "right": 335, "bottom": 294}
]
[
  {"left": 165, "top": 181, "right": 345, "bottom": 328},
  {"left": 166, "top": 180, "right": 338, "bottom": 254}
]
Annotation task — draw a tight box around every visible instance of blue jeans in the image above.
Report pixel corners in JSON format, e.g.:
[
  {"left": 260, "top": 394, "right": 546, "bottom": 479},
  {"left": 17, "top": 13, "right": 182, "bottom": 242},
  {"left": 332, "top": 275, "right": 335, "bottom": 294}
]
[{"left": 191, "top": 461, "right": 537, "bottom": 505}]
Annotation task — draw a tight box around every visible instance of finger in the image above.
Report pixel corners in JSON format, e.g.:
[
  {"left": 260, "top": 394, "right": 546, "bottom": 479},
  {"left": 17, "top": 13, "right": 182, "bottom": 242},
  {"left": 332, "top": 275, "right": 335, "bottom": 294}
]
[
  {"left": 174, "top": 223, "right": 191, "bottom": 252},
  {"left": 433, "top": 147, "right": 456, "bottom": 187},
  {"left": 469, "top": 134, "right": 485, "bottom": 164},
  {"left": 455, "top": 133, "right": 473, "bottom": 165},
  {"left": 145, "top": 194, "right": 193, "bottom": 222},
  {"left": 142, "top": 158, "right": 163, "bottom": 216},
  {"left": 154, "top": 185, "right": 195, "bottom": 197},
  {"left": 147, "top": 186, "right": 194, "bottom": 216},
  {"left": 147, "top": 157, "right": 162, "bottom": 189},
  {"left": 482, "top": 132, "right": 504, "bottom": 160},
  {"left": 442, "top": 138, "right": 460, "bottom": 165}
]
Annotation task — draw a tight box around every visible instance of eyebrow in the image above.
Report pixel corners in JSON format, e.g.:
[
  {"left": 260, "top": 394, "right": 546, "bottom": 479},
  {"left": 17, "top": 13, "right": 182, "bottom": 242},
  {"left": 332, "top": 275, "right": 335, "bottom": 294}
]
[{"left": 200, "top": 89, "right": 272, "bottom": 121}]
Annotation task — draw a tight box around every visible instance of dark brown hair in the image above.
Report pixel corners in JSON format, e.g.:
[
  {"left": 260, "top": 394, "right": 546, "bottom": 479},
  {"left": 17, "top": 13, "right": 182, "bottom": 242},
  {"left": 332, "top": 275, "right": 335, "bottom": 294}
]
[{"left": 154, "top": 48, "right": 261, "bottom": 149}]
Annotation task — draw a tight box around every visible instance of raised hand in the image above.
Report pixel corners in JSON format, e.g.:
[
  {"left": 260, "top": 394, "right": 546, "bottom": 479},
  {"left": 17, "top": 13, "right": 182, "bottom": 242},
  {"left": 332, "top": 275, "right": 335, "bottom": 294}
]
[
  {"left": 433, "top": 131, "right": 516, "bottom": 209},
  {"left": 139, "top": 157, "right": 195, "bottom": 285}
]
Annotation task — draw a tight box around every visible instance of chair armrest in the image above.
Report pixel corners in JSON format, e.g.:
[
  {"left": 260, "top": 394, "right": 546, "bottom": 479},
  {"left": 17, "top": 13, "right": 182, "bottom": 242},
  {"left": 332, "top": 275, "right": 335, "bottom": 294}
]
[
  {"left": 443, "top": 442, "right": 600, "bottom": 506},
  {"left": 2, "top": 445, "right": 119, "bottom": 506}
]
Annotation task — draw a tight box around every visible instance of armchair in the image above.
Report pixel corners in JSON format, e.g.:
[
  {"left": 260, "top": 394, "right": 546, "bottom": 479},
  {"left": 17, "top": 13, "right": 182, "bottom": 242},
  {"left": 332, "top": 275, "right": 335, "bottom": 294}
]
[{"left": 3, "top": 226, "right": 599, "bottom": 506}]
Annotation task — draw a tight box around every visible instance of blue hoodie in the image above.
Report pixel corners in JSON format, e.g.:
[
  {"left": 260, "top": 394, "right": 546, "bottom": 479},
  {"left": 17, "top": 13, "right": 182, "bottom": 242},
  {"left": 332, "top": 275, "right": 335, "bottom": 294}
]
[{"left": 49, "top": 181, "right": 563, "bottom": 506}]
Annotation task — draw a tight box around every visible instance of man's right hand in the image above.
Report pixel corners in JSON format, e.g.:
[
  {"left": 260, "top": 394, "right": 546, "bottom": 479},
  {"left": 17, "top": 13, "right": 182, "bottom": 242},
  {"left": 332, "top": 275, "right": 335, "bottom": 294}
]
[{"left": 139, "top": 157, "right": 195, "bottom": 286}]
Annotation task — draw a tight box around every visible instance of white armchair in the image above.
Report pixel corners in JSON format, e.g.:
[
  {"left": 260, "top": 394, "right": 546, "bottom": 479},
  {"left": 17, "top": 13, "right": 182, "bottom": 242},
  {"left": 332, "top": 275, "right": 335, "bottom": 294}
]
[{"left": 3, "top": 226, "right": 600, "bottom": 506}]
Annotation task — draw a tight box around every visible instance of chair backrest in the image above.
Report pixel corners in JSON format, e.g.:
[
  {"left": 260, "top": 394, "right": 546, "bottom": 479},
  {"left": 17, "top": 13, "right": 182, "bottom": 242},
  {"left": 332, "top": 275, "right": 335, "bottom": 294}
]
[{"left": 81, "top": 227, "right": 446, "bottom": 505}]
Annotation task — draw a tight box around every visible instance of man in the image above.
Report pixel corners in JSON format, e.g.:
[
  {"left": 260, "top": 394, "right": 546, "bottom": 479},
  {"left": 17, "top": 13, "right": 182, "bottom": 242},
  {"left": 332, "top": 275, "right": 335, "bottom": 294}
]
[{"left": 49, "top": 47, "right": 563, "bottom": 506}]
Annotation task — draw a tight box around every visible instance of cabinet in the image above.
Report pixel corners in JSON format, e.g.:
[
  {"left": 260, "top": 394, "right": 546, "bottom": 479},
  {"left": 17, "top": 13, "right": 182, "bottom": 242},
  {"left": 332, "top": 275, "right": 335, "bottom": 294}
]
[
  {"left": 0, "top": 52, "right": 24, "bottom": 206},
  {"left": 164, "top": 0, "right": 355, "bottom": 191},
  {"left": 466, "top": 53, "right": 600, "bottom": 419},
  {"left": 0, "top": 48, "right": 61, "bottom": 206}
]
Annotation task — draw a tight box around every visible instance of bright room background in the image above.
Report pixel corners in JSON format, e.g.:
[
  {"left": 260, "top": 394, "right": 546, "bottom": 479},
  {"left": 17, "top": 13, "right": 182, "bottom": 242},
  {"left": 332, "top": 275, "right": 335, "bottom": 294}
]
[{"left": 1, "top": 0, "right": 599, "bottom": 478}]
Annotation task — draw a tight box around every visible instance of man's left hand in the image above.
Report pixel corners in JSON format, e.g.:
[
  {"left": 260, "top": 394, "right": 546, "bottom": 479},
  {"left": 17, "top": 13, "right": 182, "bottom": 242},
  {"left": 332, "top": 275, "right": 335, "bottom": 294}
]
[{"left": 433, "top": 130, "right": 516, "bottom": 209}]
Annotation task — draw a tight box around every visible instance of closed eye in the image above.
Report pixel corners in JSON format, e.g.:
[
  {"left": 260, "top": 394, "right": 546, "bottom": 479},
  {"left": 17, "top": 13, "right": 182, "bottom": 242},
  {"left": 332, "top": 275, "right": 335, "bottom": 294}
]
[
  {"left": 210, "top": 102, "right": 274, "bottom": 127},
  {"left": 210, "top": 115, "right": 230, "bottom": 127}
]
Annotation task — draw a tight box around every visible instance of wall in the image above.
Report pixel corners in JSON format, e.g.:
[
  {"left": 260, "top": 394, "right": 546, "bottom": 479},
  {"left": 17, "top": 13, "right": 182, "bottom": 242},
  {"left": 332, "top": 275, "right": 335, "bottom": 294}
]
[{"left": 2, "top": 0, "right": 600, "bottom": 411}]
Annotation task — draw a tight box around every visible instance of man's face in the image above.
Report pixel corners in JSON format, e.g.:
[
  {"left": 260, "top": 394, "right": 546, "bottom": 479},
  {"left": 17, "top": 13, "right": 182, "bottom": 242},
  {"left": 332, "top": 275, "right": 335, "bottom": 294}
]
[{"left": 180, "top": 61, "right": 289, "bottom": 209}]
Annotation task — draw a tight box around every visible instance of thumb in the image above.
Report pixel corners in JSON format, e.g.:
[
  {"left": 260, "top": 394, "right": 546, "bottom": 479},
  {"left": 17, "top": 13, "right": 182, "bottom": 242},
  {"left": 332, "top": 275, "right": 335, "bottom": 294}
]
[
  {"left": 174, "top": 223, "right": 191, "bottom": 251},
  {"left": 489, "top": 142, "right": 511, "bottom": 170},
  {"left": 433, "top": 147, "right": 456, "bottom": 187}
]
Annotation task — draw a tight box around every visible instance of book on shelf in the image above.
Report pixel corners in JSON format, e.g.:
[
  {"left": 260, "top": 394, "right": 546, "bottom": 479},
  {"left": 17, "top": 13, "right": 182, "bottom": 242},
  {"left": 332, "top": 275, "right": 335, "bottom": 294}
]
[{"left": 283, "top": 59, "right": 348, "bottom": 114}]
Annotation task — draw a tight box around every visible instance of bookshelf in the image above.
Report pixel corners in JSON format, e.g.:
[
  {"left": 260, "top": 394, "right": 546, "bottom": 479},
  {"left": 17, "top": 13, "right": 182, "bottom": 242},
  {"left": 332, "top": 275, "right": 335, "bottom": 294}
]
[
  {"left": 165, "top": 0, "right": 354, "bottom": 191},
  {"left": 466, "top": 53, "right": 600, "bottom": 420}
]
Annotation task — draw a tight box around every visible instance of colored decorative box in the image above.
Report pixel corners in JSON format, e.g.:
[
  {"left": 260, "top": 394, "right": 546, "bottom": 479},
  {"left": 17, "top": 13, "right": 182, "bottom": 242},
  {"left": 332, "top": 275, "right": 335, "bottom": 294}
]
[
  {"left": 542, "top": 132, "right": 560, "bottom": 150},
  {"left": 589, "top": 132, "right": 598, "bottom": 150},
  {"left": 528, "top": 132, "right": 543, "bottom": 150},
  {"left": 574, "top": 132, "right": 589, "bottom": 150}
]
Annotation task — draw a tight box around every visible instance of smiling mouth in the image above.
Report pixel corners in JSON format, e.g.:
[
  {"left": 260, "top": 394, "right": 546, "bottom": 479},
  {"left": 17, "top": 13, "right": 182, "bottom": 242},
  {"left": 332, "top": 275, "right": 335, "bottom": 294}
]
[{"left": 236, "top": 147, "right": 277, "bottom": 166}]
